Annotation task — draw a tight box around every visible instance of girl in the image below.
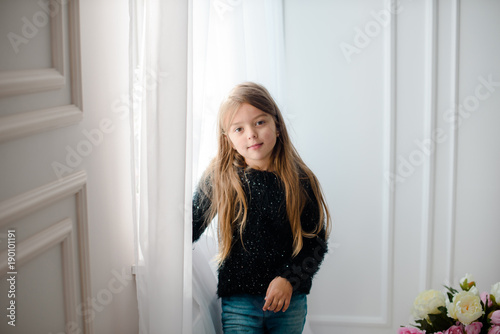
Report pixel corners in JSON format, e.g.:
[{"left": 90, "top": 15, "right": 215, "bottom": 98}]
[{"left": 193, "top": 82, "right": 331, "bottom": 333}]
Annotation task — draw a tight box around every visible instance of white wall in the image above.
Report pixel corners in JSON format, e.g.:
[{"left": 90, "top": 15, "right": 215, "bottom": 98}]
[{"left": 283, "top": 0, "right": 500, "bottom": 333}]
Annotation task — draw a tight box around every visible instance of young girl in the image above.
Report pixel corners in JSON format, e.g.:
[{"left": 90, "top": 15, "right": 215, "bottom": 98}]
[{"left": 193, "top": 82, "right": 331, "bottom": 333}]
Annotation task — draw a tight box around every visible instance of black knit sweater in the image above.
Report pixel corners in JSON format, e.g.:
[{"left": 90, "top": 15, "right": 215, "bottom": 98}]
[{"left": 192, "top": 167, "right": 328, "bottom": 297}]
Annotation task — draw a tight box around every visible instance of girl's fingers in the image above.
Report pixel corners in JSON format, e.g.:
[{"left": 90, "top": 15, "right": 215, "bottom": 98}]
[
  {"left": 269, "top": 297, "right": 279, "bottom": 311},
  {"left": 263, "top": 277, "right": 293, "bottom": 311},
  {"left": 282, "top": 297, "right": 291, "bottom": 312},
  {"left": 274, "top": 299, "right": 284, "bottom": 313},
  {"left": 263, "top": 297, "right": 288, "bottom": 312},
  {"left": 262, "top": 297, "right": 272, "bottom": 311}
]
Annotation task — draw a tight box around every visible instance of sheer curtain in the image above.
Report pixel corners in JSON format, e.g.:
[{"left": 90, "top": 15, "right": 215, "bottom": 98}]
[
  {"left": 132, "top": 0, "right": 311, "bottom": 333},
  {"left": 192, "top": 0, "right": 287, "bottom": 181},
  {"left": 130, "top": 0, "right": 192, "bottom": 333}
]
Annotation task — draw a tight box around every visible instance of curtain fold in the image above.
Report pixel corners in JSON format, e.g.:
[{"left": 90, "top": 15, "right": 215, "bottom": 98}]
[{"left": 131, "top": 0, "right": 191, "bottom": 333}]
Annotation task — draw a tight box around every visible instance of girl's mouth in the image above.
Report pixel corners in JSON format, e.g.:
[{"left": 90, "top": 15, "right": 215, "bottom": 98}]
[{"left": 248, "top": 143, "right": 263, "bottom": 150}]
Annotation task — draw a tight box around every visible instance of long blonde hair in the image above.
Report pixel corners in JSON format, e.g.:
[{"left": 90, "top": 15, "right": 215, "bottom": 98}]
[{"left": 199, "top": 82, "right": 331, "bottom": 265}]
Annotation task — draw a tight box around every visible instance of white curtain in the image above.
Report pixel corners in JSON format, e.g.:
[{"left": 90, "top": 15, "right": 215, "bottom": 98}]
[
  {"left": 131, "top": 0, "right": 313, "bottom": 333},
  {"left": 192, "top": 0, "right": 287, "bottom": 181},
  {"left": 130, "top": 0, "right": 192, "bottom": 333}
]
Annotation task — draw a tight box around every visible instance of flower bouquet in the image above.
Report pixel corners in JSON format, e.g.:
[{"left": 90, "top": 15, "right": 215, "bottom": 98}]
[{"left": 399, "top": 274, "right": 500, "bottom": 334}]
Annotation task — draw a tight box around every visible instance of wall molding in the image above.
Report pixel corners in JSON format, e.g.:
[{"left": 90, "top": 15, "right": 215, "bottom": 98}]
[
  {"left": 446, "top": 0, "right": 461, "bottom": 286},
  {"left": 51, "top": 0, "right": 65, "bottom": 75},
  {"left": 0, "top": 68, "right": 65, "bottom": 98},
  {"left": 419, "top": 0, "right": 438, "bottom": 292},
  {"left": 75, "top": 176, "right": 92, "bottom": 334},
  {"left": 0, "top": 0, "right": 82, "bottom": 143},
  {"left": 0, "top": 104, "right": 82, "bottom": 143},
  {"left": 0, "top": 1, "right": 64, "bottom": 98},
  {"left": 0, "top": 219, "right": 72, "bottom": 271},
  {"left": 68, "top": 0, "right": 83, "bottom": 109},
  {"left": 0, "top": 219, "right": 78, "bottom": 329},
  {"left": 309, "top": 315, "right": 389, "bottom": 327},
  {"left": 379, "top": 0, "right": 397, "bottom": 325},
  {"left": 0, "top": 170, "right": 93, "bottom": 334},
  {"left": 308, "top": 0, "right": 396, "bottom": 327},
  {"left": 0, "top": 170, "right": 87, "bottom": 227}
]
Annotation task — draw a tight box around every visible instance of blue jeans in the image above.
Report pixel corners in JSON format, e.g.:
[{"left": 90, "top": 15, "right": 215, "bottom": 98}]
[{"left": 221, "top": 294, "right": 307, "bottom": 333}]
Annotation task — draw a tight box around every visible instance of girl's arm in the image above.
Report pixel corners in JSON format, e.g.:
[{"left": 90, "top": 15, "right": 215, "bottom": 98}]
[
  {"left": 276, "top": 180, "right": 329, "bottom": 292},
  {"left": 276, "top": 233, "right": 328, "bottom": 291},
  {"left": 192, "top": 179, "right": 212, "bottom": 242}
]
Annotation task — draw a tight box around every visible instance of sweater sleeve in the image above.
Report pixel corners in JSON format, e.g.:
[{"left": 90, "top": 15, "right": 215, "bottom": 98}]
[
  {"left": 276, "top": 179, "right": 329, "bottom": 292},
  {"left": 192, "top": 177, "right": 213, "bottom": 243}
]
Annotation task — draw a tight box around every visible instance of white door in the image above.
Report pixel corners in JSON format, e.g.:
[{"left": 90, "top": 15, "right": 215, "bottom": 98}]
[
  {"left": 0, "top": 1, "right": 137, "bottom": 333},
  {"left": 284, "top": 0, "right": 500, "bottom": 333}
]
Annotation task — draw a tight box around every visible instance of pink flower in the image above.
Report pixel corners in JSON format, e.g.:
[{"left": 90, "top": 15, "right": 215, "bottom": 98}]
[
  {"left": 491, "top": 311, "right": 500, "bottom": 326},
  {"left": 465, "top": 322, "right": 483, "bottom": 334},
  {"left": 481, "top": 292, "right": 493, "bottom": 307},
  {"left": 398, "top": 326, "right": 425, "bottom": 334},
  {"left": 488, "top": 326, "right": 500, "bottom": 334},
  {"left": 445, "top": 325, "right": 464, "bottom": 334}
]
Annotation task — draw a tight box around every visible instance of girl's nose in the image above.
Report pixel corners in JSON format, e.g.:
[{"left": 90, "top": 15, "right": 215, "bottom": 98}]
[{"left": 247, "top": 129, "right": 257, "bottom": 139}]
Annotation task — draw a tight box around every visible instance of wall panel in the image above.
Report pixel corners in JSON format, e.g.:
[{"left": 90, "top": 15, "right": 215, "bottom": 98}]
[
  {"left": 284, "top": 0, "right": 500, "bottom": 333},
  {"left": 0, "top": 0, "right": 82, "bottom": 143},
  {"left": 0, "top": 0, "right": 137, "bottom": 332},
  {"left": 0, "top": 171, "right": 92, "bottom": 334},
  {"left": 284, "top": 0, "right": 397, "bottom": 329}
]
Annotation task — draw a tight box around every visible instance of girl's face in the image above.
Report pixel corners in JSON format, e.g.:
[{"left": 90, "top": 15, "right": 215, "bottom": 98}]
[{"left": 226, "top": 103, "right": 278, "bottom": 171}]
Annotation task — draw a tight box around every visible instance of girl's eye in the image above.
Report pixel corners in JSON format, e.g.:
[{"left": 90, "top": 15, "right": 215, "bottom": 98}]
[
  {"left": 234, "top": 127, "right": 242, "bottom": 133},
  {"left": 256, "top": 120, "right": 265, "bottom": 126}
]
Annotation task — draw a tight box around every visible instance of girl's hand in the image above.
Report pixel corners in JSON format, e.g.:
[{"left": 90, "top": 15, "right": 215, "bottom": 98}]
[{"left": 262, "top": 276, "right": 293, "bottom": 312}]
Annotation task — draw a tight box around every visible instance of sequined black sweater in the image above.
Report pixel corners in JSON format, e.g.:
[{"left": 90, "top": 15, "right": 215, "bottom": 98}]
[{"left": 192, "top": 168, "right": 328, "bottom": 297}]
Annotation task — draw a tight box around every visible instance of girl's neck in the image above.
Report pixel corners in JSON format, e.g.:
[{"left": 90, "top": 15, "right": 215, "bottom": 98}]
[
  {"left": 246, "top": 164, "right": 274, "bottom": 172},
  {"left": 244, "top": 160, "right": 274, "bottom": 172}
]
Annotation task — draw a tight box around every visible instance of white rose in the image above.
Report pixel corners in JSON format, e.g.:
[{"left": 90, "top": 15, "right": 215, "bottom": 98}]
[
  {"left": 460, "top": 273, "right": 475, "bottom": 285},
  {"left": 491, "top": 282, "right": 500, "bottom": 302},
  {"left": 412, "top": 289, "right": 446, "bottom": 320},
  {"left": 460, "top": 273, "right": 476, "bottom": 291},
  {"left": 469, "top": 286, "right": 479, "bottom": 296},
  {"left": 446, "top": 291, "right": 484, "bottom": 325}
]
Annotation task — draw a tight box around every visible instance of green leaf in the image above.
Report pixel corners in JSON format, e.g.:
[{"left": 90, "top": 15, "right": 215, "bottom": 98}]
[
  {"left": 444, "top": 285, "right": 458, "bottom": 293},
  {"left": 428, "top": 312, "right": 454, "bottom": 332},
  {"left": 437, "top": 306, "right": 448, "bottom": 314},
  {"left": 444, "top": 285, "right": 458, "bottom": 302},
  {"left": 415, "top": 318, "right": 433, "bottom": 332},
  {"left": 460, "top": 279, "right": 469, "bottom": 291},
  {"left": 415, "top": 306, "right": 456, "bottom": 333}
]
